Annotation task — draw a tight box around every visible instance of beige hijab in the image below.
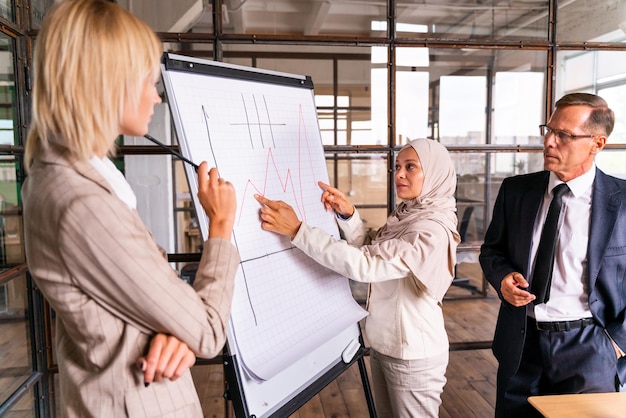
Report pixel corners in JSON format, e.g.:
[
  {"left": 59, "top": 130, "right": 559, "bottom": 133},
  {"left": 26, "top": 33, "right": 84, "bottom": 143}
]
[{"left": 364, "top": 138, "right": 460, "bottom": 300}]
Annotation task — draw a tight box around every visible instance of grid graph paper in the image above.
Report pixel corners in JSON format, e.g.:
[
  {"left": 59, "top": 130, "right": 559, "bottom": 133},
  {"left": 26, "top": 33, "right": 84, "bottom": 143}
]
[{"left": 166, "top": 66, "right": 366, "bottom": 382}]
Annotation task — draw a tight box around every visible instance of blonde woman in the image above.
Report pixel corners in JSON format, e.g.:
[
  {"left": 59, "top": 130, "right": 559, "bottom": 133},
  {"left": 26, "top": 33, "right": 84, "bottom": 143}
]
[
  {"left": 255, "top": 138, "right": 460, "bottom": 417},
  {"left": 23, "top": 1, "right": 239, "bottom": 416}
]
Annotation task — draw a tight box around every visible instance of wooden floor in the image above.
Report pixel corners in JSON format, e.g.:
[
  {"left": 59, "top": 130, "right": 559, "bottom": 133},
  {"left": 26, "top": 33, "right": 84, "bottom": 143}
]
[{"left": 191, "top": 261, "right": 500, "bottom": 417}]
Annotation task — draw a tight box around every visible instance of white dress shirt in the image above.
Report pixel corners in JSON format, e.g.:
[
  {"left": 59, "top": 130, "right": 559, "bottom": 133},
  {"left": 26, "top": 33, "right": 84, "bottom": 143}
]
[{"left": 530, "top": 166, "right": 595, "bottom": 322}]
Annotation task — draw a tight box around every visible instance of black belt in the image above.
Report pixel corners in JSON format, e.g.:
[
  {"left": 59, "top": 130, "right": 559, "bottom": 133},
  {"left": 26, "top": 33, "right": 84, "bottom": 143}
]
[{"left": 534, "top": 317, "right": 595, "bottom": 332}]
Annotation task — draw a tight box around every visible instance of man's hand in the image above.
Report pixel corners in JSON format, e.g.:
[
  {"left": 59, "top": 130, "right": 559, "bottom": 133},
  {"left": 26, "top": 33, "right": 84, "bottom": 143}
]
[{"left": 500, "top": 272, "right": 536, "bottom": 307}]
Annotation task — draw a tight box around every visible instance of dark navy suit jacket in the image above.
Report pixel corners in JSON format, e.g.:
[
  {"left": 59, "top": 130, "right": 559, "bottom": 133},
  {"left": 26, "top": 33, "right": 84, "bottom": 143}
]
[{"left": 480, "top": 168, "right": 626, "bottom": 382}]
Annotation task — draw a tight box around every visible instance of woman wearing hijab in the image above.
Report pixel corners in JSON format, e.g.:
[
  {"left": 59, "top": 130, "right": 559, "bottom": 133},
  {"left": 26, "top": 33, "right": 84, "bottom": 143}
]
[{"left": 254, "top": 138, "right": 460, "bottom": 417}]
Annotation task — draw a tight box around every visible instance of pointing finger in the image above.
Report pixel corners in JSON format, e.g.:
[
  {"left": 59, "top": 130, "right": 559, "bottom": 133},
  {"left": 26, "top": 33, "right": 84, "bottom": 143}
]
[
  {"left": 318, "top": 181, "right": 331, "bottom": 191},
  {"left": 254, "top": 194, "right": 268, "bottom": 205},
  {"left": 254, "top": 194, "right": 279, "bottom": 209}
]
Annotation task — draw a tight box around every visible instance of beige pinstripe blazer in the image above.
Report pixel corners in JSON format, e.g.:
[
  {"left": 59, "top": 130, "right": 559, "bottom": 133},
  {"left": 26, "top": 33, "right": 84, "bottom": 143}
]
[{"left": 22, "top": 146, "right": 240, "bottom": 418}]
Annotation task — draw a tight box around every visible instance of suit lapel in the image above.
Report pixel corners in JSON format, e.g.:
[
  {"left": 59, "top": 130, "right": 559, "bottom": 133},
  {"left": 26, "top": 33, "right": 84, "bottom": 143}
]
[
  {"left": 41, "top": 145, "right": 116, "bottom": 196},
  {"left": 519, "top": 173, "right": 549, "bottom": 275},
  {"left": 521, "top": 175, "right": 547, "bottom": 226},
  {"left": 588, "top": 169, "right": 621, "bottom": 288}
]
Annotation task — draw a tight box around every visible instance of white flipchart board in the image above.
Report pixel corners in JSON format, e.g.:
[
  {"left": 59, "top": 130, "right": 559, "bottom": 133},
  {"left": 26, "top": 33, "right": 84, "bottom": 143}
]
[{"left": 160, "top": 53, "right": 368, "bottom": 417}]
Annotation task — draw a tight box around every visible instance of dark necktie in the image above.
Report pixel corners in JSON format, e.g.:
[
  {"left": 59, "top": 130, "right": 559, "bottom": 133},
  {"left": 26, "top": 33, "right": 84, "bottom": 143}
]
[{"left": 531, "top": 183, "right": 570, "bottom": 305}]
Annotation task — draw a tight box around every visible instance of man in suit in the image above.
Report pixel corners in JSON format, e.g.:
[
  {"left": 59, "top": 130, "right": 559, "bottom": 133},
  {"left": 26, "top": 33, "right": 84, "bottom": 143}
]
[{"left": 480, "top": 93, "right": 626, "bottom": 417}]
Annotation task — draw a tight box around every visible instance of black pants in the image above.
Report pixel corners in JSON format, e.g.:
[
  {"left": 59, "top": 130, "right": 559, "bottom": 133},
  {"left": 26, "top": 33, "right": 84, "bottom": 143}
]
[{"left": 495, "top": 317, "right": 618, "bottom": 418}]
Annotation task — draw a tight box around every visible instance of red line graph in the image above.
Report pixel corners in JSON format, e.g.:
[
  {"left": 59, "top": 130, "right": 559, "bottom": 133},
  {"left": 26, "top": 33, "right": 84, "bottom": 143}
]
[{"left": 236, "top": 104, "right": 317, "bottom": 226}]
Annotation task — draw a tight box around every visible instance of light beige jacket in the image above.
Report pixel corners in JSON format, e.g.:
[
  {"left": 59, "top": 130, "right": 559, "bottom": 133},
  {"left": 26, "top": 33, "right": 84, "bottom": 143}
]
[
  {"left": 22, "top": 146, "right": 240, "bottom": 418},
  {"left": 292, "top": 210, "right": 450, "bottom": 360}
]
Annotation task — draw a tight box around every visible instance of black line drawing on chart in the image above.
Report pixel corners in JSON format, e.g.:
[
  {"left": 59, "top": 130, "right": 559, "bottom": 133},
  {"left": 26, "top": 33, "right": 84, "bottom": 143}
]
[
  {"left": 230, "top": 93, "right": 285, "bottom": 149},
  {"left": 201, "top": 104, "right": 218, "bottom": 169},
  {"left": 197, "top": 99, "right": 319, "bottom": 328}
]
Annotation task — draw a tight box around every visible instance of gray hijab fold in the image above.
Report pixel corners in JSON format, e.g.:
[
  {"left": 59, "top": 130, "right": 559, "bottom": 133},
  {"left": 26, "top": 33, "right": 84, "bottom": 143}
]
[{"left": 365, "top": 138, "right": 460, "bottom": 300}]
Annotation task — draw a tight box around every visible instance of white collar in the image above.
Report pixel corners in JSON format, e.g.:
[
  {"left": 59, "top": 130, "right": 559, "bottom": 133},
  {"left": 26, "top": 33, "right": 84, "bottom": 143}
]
[
  {"left": 548, "top": 163, "right": 595, "bottom": 198},
  {"left": 89, "top": 155, "right": 137, "bottom": 210}
]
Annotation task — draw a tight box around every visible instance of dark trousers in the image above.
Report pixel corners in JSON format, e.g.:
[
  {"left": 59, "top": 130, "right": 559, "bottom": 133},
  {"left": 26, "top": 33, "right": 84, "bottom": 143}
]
[{"left": 495, "top": 317, "right": 618, "bottom": 418}]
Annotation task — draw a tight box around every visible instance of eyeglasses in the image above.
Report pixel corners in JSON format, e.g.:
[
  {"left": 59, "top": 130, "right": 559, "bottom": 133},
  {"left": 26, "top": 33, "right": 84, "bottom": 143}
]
[{"left": 539, "top": 124, "right": 598, "bottom": 144}]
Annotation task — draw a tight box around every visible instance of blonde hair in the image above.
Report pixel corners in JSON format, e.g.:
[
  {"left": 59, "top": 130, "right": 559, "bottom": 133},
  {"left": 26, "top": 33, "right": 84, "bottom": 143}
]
[{"left": 25, "top": 0, "right": 162, "bottom": 170}]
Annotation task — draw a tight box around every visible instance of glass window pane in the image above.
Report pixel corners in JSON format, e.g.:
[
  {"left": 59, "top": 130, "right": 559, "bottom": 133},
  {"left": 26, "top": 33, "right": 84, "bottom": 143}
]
[
  {"left": 439, "top": 76, "right": 486, "bottom": 144},
  {"left": 315, "top": 95, "right": 334, "bottom": 107},
  {"left": 0, "top": 159, "right": 19, "bottom": 215},
  {"left": 555, "top": 50, "right": 626, "bottom": 147},
  {"left": 371, "top": 46, "right": 387, "bottom": 65},
  {"left": 0, "top": 0, "right": 13, "bottom": 23},
  {"left": 318, "top": 118, "right": 334, "bottom": 130},
  {"left": 123, "top": 152, "right": 175, "bottom": 253},
  {"left": 370, "top": 67, "right": 388, "bottom": 145},
  {"left": 337, "top": 57, "right": 374, "bottom": 146},
  {"left": 29, "top": 0, "right": 55, "bottom": 29},
  {"left": 398, "top": 1, "right": 548, "bottom": 41},
  {"left": 323, "top": 55, "right": 381, "bottom": 146},
  {"left": 451, "top": 152, "right": 488, "bottom": 240},
  {"left": 0, "top": 274, "right": 33, "bottom": 405},
  {"left": 219, "top": 0, "right": 387, "bottom": 37},
  {"left": 256, "top": 53, "right": 337, "bottom": 145},
  {"left": 597, "top": 149, "right": 626, "bottom": 180},
  {"left": 429, "top": 47, "right": 494, "bottom": 144},
  {"left": 483, "top": 150, "right": 542, "bottom": 228},
  {"left": 493, "top": 71, "right": 544, "bottom": 147},
  {"left": 451, "top": 150, "right": 550, "bottom": 240},
  {"left": 597, "top": 50, "right": 626, "bottom": 83},
  {"left": 336, "top": 96, "right": 350, "bottom": 107},
  {"left": 0, "top": 159, "right": 23, "bottom": 266},
  {"left": 396, "top": 47, "right": 429, "bottom": 67},
  {"left": 0, "top": 34, "right": 17, "bottom": 147},
  {"left": 560, "top": 52, "right": 594, "bottom": 92},
  {"left": 325, "top": 152, "right": 388, "bottom": 230},
  {"left": 173, "top": 159, "right": 199, "bottom": 255},
  {"left": 598, "top": 85, "right": 626, "bottom": 146},
  {"left": 596, "top": 150, "right": 626, "bottom": 180},
  {"left": 395, "top": 70, "right": 429, "bottom": 143},
  {"left": 436, "top": 49, "right": 545, "bottom": 147}
]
